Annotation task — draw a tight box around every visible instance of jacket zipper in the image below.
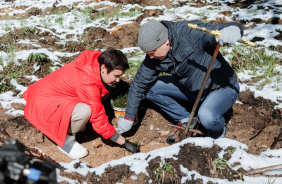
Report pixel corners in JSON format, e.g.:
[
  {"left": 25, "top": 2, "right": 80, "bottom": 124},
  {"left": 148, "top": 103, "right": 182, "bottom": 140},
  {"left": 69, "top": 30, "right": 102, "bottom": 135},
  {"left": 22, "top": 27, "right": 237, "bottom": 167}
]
[
  {"left": 168, "top": 23, "right": 176, "bottom": 69},
  {"left": 169, "top": 24, "right": 181, "bottom": 77}
]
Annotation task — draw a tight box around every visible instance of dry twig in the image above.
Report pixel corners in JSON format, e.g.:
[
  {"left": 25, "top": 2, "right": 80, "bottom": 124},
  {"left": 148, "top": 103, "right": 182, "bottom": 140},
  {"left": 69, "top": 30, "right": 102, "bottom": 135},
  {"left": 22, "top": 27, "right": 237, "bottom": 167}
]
[
  {"left": 270, "top": 128, "right": 282, "bottom": 149},
  {"left": 245, "top": 164, "right": 282, "bottom": 176}
]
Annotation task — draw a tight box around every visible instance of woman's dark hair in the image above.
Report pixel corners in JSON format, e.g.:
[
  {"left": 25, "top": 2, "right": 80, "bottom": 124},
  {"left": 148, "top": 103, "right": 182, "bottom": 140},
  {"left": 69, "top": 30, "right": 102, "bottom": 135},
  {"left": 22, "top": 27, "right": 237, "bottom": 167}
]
[{"left": 98, "top": 48, "right": 129, "bottom": 74}]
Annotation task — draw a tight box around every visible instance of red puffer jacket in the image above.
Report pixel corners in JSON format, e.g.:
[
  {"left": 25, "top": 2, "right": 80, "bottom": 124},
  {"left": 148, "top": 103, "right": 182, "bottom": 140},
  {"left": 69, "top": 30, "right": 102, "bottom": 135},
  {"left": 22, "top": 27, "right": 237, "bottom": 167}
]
[{"left": 23, "top": 50, "right": 116, "bottom": 147}]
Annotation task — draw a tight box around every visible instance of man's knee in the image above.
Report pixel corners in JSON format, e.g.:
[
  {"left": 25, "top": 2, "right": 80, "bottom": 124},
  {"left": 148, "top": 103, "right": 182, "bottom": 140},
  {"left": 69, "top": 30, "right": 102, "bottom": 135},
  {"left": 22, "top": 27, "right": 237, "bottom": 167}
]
[
  {"left": 198, "top": 109, "right": 223, "bottom": 132},
  {"left": 198, "top": 108, "right": 213, "bottom": 124},
  {"left": 146, "top": 85, "right": 160, "bottom": 101},
  {"left": 146, "top": 89, "right": 155, "bottom": 100}
]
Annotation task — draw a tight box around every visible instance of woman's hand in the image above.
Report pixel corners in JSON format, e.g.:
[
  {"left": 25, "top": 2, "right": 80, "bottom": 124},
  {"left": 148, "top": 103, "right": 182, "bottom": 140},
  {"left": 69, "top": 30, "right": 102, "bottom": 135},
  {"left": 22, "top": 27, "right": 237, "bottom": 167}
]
[{"left": 115, "top": 135, "right": 140, "bottom": 153}]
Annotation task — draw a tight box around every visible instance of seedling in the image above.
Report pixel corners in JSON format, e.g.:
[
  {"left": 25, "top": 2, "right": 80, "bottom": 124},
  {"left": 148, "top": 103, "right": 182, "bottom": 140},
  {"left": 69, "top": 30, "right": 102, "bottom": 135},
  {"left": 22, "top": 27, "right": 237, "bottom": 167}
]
[
  {"left": 83, "top": 6, "right": 93, "bottom": 23},
  {"left": 214, "top": 158, "right": 231, "bottom": 174},
  {"left": 27, "top": 53, "right": 48, "bottom": 63},
  {"left": 156, "top": 161, "right": 175, "bottom": 183},
  {"left": 0, "top": 62, "right": 24, "bottom": 92},
  {"left": 5, "top": 26, "right": 11, "bottom": 31},
  {"left": 0, "top": 76, "right": 11, "bottom": 92},
  {"left": 267, "top": 175, "right": 277, "bottom": 184},
  {"left": 111, "top": 80, "right": 130, "bottom": 108},
  {"left": 124, "top": 9, "right": 141, "bottom": 17},
  {"left": 226, "top": 147, "right": 236, "bottom": 154},
  {"left": 68, "top": 26, "right": 75, "bottom": 30},
  {"left": 112, "top": 93, "right": 128, "bottom": 108},
  {"left": 55, "top": 14, "right": 63, "bottom": 26},
  {"left": 20, "top": 27, "right": 38, "bottom": 38}
]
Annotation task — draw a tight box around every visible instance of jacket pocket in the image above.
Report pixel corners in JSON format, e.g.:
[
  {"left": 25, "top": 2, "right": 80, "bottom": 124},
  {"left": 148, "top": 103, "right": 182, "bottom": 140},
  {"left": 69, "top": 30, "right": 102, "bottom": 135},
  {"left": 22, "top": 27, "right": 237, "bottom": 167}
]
[
  {"left": 174, "top": 48, "right": 194, "bottom": 64},
  {"left": 44, "top": 104, "right": 62, "bottom": 126}
]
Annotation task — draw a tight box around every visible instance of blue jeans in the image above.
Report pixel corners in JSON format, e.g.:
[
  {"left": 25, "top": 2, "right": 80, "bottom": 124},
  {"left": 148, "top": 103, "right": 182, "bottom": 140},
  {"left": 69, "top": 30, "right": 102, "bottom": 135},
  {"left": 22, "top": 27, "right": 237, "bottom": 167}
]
[{"left": 146, "top": 76, "right": 240, "bottom": 138}]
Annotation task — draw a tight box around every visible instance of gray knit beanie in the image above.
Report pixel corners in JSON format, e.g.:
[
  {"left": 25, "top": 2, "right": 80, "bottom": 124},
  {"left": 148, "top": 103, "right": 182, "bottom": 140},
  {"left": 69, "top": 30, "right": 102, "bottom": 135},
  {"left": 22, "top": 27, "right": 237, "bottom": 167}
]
[{"left": 138, "top": 20, "right": 168, "bottom": 52}]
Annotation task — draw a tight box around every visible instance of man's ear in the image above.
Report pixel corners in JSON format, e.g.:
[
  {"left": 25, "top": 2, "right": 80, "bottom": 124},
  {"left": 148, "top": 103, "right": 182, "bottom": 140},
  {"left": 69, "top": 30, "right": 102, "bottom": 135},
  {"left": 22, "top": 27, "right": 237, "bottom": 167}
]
[
  {"left": 100, "top": 64, "right": 108, "bottom": 74},
  {"left": 165, "top": 39, "right": 170, "bottom": 46}
]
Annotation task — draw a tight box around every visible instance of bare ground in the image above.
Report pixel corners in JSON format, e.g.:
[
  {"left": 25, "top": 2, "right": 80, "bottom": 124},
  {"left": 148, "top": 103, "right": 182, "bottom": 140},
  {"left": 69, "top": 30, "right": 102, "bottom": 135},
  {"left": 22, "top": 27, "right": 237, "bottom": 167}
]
[
  {"left": 0, "top": 89, "right": 281, "bottom": 183},
  {"left": 0, "top": 0, "right": 281, "bottom": 183}
]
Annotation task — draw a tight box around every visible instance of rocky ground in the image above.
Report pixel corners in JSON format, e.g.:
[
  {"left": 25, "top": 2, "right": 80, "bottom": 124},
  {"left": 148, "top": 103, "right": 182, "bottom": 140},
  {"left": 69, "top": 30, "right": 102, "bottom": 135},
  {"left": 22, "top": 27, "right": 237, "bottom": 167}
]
[{"left": 0, "top": 0, "right": 281, "bottom": 183}]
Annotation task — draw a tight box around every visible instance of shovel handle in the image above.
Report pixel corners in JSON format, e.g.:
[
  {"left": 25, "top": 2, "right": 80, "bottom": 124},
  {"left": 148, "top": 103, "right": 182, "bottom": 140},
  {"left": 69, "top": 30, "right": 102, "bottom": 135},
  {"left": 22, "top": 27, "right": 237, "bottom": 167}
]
[
  {"left": 188, "top": 23, "right": 256, "bottom": 47},
  {"left": 185, "top": 42, "right": 221, "bottom": 134}
]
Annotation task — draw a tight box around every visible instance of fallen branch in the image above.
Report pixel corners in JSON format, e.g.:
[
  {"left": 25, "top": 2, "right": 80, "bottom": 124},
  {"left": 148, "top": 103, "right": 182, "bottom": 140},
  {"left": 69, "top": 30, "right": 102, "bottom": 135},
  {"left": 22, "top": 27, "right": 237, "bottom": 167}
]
[
  {"left": 245, "top": 164, "right": 282, "bottom": 175},
  {"left": 0, "top": 129, "right": 10, "bottom": 139},
  {"left": 249, "top": 119, "right": 270, "bottom": 140},
  {"left": 270, "top": 128, "right": 282, "bottom": 149}
]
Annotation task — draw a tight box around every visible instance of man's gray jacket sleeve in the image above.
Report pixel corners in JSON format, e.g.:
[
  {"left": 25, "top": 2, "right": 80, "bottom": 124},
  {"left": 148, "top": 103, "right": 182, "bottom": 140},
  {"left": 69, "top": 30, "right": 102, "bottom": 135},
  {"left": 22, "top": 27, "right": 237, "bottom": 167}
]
[{"left": 125, "top": 55, "right": 159, "bottom": 116}]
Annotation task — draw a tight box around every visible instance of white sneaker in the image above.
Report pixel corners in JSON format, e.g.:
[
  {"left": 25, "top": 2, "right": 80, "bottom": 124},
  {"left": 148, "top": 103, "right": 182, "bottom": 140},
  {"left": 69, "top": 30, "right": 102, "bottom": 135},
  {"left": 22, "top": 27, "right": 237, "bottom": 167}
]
[{"left": 57, "top": 135, "right": 88, "bottom": 159}]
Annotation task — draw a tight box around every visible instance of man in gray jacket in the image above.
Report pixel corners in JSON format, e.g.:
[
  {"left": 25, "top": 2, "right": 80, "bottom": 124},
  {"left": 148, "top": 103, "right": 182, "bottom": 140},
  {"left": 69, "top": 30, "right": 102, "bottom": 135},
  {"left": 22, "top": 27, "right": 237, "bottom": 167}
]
[{"left": 117, "top": 20, "right": 242, "bottom": 138}]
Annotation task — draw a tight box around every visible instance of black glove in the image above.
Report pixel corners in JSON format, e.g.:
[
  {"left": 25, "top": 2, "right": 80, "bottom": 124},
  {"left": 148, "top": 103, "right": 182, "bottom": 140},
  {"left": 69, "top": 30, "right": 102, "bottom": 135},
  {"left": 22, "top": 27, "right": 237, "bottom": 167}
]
[{"left": 123, "top": 139, "right": 140, "bottom": 153}]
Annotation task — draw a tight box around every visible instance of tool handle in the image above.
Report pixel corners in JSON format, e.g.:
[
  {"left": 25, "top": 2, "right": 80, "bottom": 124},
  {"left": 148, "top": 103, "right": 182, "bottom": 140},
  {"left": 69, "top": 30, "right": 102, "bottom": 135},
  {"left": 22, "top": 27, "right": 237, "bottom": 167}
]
[
  {"left": 188, "top": 23, "right": 256, "bottom": 47},
  {"left": 185, "top": 43, "right": 221, "bottom": 134},
  {"left": 168, "top": 124, "right": 203, "bottom": 135}
]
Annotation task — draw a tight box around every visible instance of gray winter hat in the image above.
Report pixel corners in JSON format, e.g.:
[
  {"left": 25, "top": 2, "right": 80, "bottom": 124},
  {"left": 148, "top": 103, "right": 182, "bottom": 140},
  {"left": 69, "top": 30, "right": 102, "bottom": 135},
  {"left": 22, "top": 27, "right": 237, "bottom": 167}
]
[{"left": 138, "top": 20, "right": 168, "bottom": 52}]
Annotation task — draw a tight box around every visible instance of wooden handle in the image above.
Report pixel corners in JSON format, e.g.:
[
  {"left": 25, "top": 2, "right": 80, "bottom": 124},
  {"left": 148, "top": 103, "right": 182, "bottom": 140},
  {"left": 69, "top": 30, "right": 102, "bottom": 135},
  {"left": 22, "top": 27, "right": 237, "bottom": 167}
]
[{"left": 188, "top": 23, "right": 256, "bottom": 47}]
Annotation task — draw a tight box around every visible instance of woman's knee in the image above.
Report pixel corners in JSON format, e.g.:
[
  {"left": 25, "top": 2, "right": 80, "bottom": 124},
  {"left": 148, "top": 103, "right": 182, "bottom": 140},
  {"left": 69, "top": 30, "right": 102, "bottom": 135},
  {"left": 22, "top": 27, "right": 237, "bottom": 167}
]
[
  {"left": 80, "top": 104, "right": 91, "bottom": 118},
  {"left": 69, "top": 103, "right": 91, "bottom": 133},
  {"left": 72, "top": 103, "right": 91, "bottom": 120}
]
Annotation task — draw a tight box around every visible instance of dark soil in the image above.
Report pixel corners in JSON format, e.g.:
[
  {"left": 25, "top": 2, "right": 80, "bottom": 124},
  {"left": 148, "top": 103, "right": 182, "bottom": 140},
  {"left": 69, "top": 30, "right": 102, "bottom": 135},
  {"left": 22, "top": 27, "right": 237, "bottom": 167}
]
[
  {"left": 0, "top": 0, "right": 281, "bottom": 183},
  {"left": 1, "top": 88, "right": 281, "bottom": 183}
]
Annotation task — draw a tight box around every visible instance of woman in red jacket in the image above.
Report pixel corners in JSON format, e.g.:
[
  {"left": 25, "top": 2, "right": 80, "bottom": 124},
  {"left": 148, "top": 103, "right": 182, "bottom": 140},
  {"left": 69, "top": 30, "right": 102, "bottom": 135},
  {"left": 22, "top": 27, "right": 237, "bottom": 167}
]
[{"left": 23, "top": 48, "right": 140, "bottom": 159}]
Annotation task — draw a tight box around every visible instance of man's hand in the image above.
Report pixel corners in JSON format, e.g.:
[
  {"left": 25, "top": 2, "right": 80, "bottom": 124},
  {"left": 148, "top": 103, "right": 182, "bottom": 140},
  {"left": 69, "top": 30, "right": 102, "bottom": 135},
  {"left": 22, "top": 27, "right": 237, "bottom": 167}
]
[
  {"left": 123, "top": 139, "right": 140, "bottom": 153},
  {"left": 117, "top": 117, "right": 134, "bottom": 133},
  {"left": 216, "top": 26, "right": 241, "bottom": 46}
]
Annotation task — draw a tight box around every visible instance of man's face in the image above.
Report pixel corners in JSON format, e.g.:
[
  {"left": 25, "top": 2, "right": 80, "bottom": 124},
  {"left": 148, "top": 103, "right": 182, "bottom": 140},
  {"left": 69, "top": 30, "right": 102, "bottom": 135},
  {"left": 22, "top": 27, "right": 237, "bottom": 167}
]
[
  {"left": 145, "top": 40, "right": 170, "bottom": 60},
  {"left": 101, "top": 64, "right": 124, "bottom": 86}
]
